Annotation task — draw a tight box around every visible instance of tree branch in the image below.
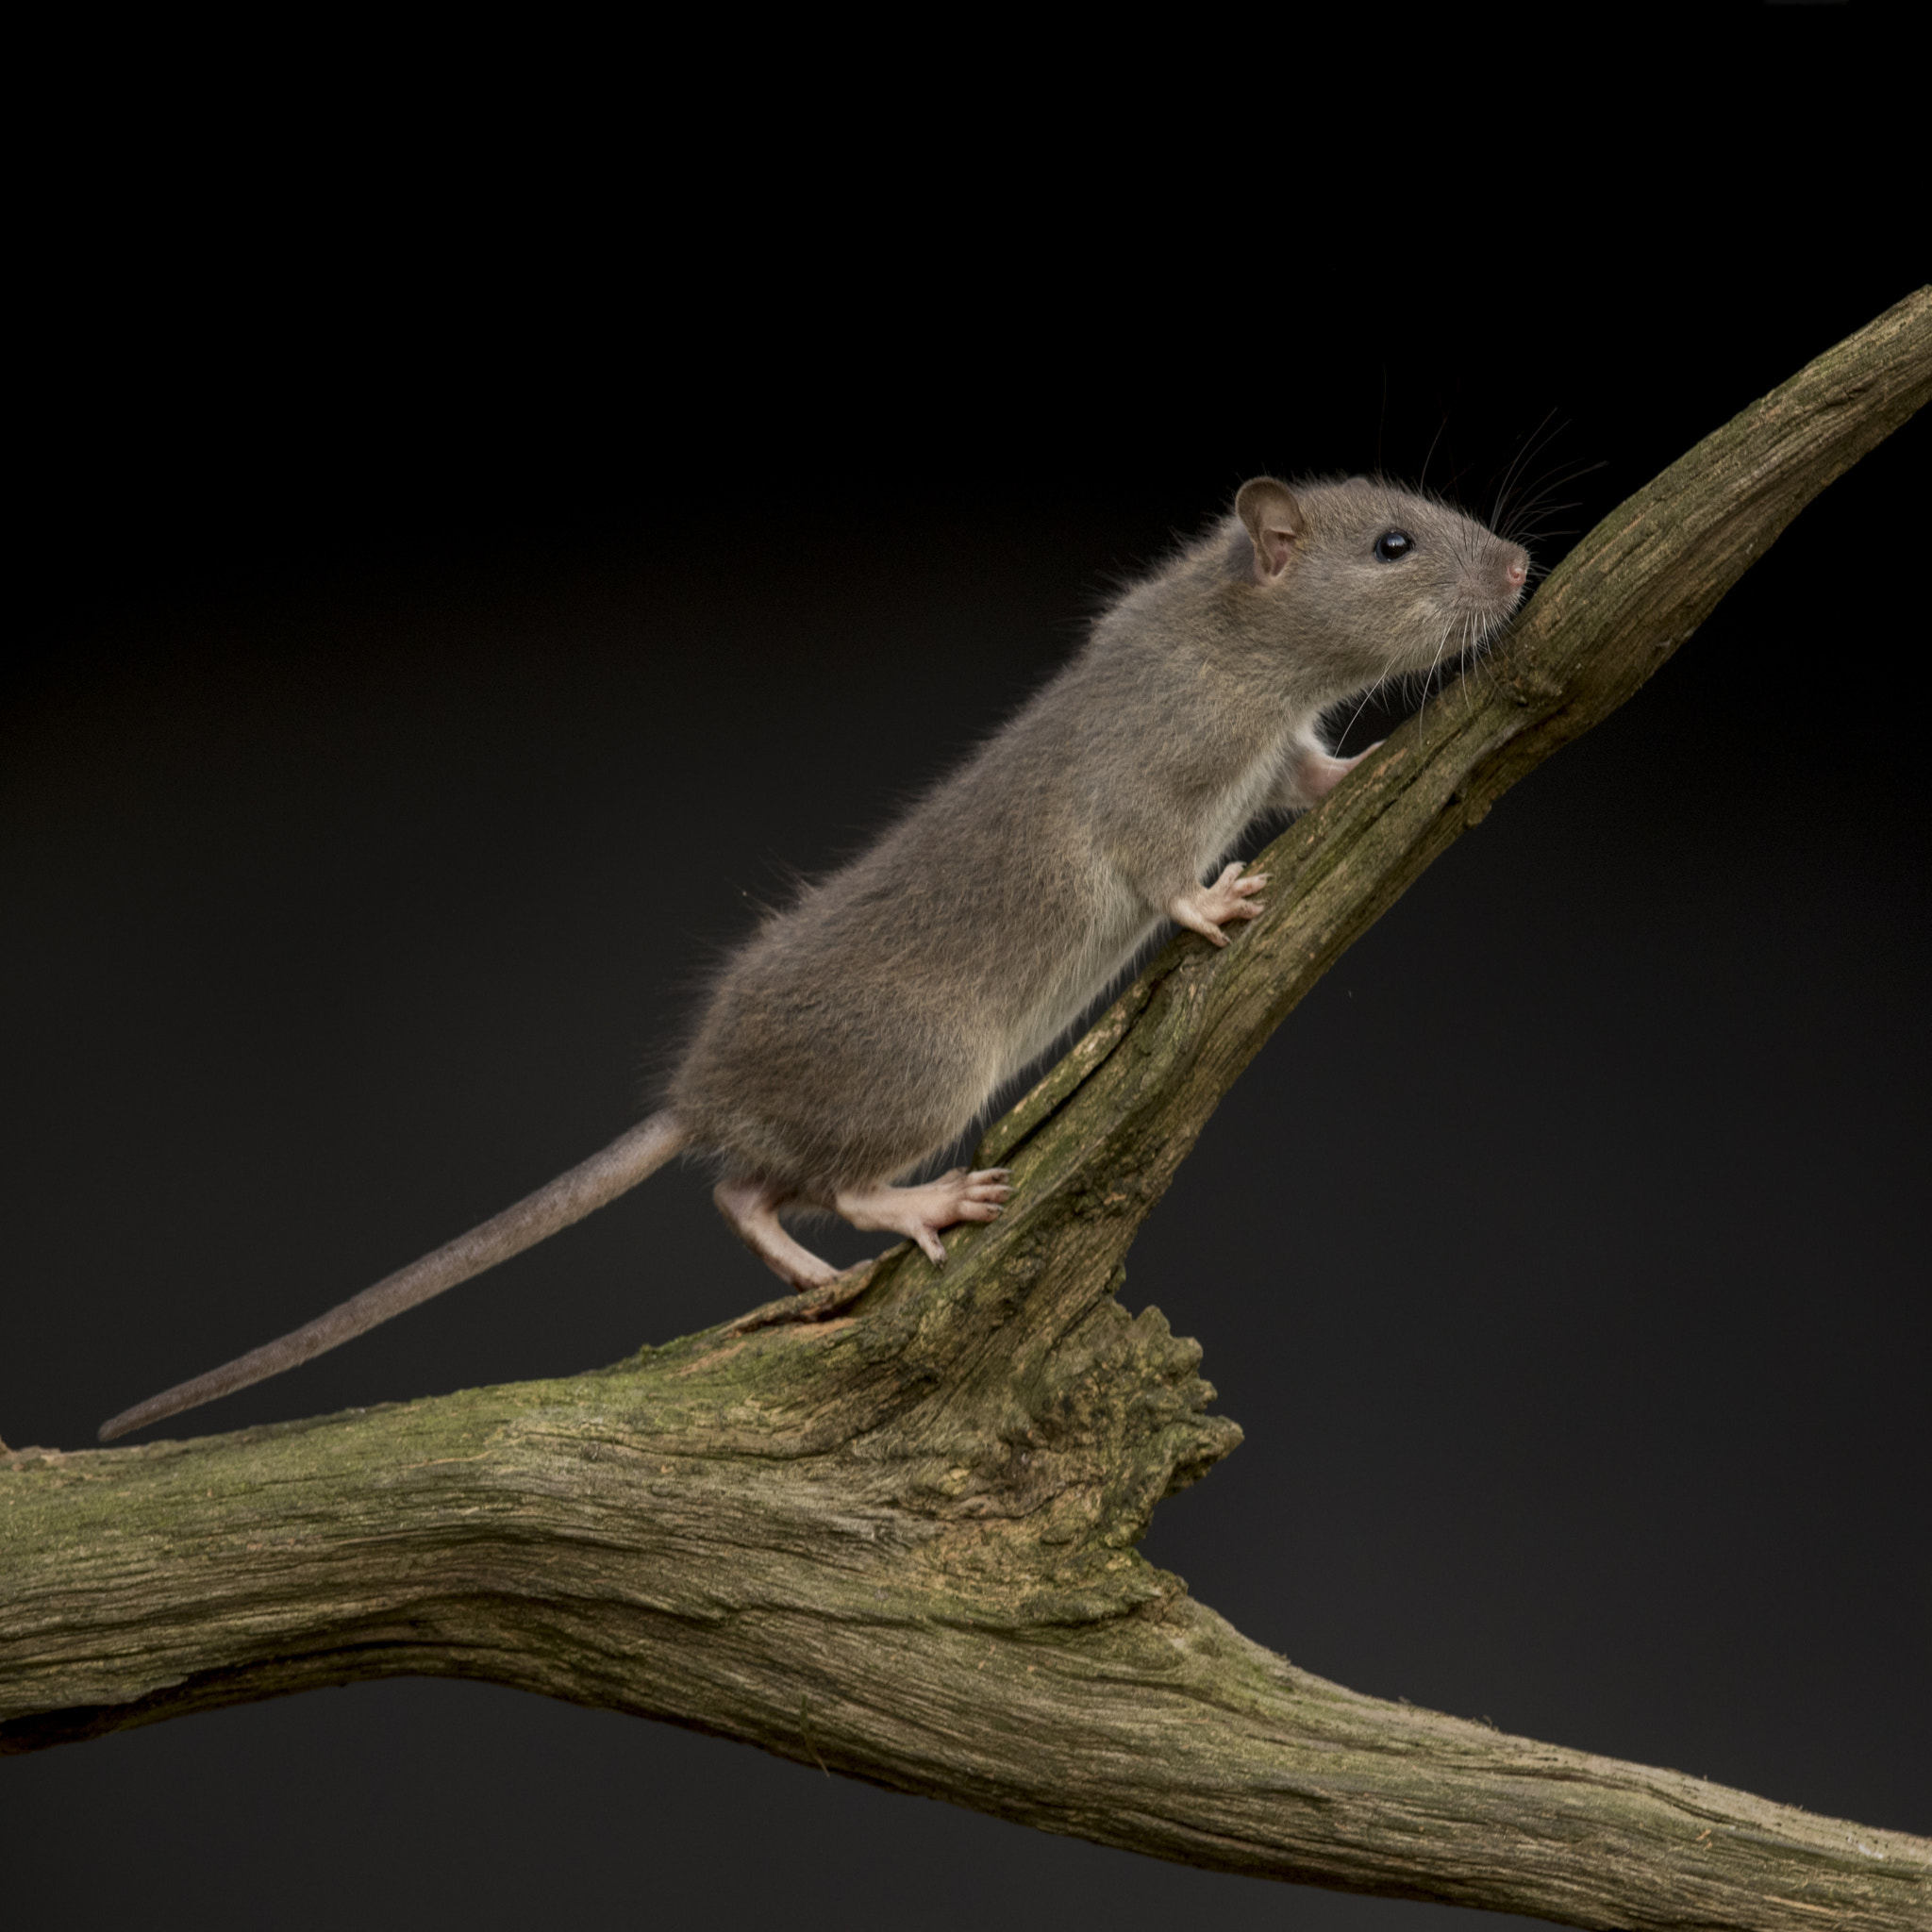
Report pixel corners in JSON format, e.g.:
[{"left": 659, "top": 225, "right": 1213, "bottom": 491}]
[{"left": 6, "top": 289, "right": 1927, "bottom": 1930}]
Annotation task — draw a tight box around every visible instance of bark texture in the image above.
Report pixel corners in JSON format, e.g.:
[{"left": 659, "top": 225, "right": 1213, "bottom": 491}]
[{"left": 6, "top": 290, "right": 1928, "bottom": 1930}]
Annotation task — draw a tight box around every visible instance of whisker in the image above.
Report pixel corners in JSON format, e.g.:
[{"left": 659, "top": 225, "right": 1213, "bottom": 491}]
[
  {"left": 1416, "top": 617, "right": 1453, "bottom": 735},
  {"left": 1491, "top": 408, "right": 1560, "bottom": 528},
  {"left": 1420, "top": 412, "right": 1449, "bottom": 495}
]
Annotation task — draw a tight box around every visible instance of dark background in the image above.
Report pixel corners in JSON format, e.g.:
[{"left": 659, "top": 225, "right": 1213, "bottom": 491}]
[{"left": 5, "top": 50, "right": 1925, "bottom": 1930}]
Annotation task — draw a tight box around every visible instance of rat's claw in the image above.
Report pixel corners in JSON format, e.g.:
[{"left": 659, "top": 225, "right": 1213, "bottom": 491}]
[{"left": 951, "top": 1168, "right": 1012, "bottom": 1222}]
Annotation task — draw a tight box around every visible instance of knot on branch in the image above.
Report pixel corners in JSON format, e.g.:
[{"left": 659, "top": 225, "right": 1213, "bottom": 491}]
[{"left": 893, "top": 1272, "right": 1240, "bottom": 1540}]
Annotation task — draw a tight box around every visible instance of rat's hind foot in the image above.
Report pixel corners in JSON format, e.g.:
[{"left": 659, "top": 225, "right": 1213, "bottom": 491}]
[
  {"left": 1169, "top": 863, "right": 1268, "bottom": 948},
  {"left": 714, "top": 1177, "right": 842, "bottom": 1291},
  {"left": 834, "top": 1168, "right": 1013, "bottom": 1267}
]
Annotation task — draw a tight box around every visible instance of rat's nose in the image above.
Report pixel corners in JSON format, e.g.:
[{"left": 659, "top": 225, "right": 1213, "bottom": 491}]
[{"left": 1505, "top": 556, "right": 1527, "bottom": 590}]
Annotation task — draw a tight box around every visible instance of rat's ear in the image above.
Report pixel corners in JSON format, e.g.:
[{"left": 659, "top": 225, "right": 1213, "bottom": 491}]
[{"left": 1236, "top": 477, "right": 1304, "bottom": 583}]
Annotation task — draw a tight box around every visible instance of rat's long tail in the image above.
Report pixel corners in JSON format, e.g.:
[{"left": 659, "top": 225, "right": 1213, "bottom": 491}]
[{"left": 98, "top": 1110, "right": 690, "bottom": 1442}]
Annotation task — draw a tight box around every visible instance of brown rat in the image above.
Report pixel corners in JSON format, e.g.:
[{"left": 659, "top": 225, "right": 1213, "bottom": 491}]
[{"left": 98, "top": 475, "right": 1529, "bottom": 1441}]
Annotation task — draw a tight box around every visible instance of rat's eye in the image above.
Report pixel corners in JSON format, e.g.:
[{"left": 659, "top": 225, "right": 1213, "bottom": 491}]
[{"left": 1374, "top": 530, "right": 1413, "bottom": 562}]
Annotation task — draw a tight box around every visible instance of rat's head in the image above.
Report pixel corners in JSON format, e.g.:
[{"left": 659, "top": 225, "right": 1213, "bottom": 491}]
[{"left": 1236, "top": 475, "right": 1529, "bottom": 694}]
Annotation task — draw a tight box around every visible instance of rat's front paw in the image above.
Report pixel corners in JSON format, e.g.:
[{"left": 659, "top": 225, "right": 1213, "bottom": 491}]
[
  {"left": 1169, "top": 863, "right": 1268, "bottom": 947},
  {"left": 1281, "top": 741, "right": 1379, "bottom": 808}
]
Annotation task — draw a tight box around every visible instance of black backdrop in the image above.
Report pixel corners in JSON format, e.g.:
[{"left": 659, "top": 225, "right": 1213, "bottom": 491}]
[{"left": 6, "top": 58, "right": 1925, "bottom": 1932}]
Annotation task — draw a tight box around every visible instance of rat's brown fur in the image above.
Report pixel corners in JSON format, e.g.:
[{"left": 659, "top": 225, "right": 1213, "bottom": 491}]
[{"left": 100, "top": 476, "right": 1528, "bottom": 1441}]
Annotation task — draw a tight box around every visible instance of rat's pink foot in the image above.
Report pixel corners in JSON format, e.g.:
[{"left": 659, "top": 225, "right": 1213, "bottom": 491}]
[
  {"left": 1169, "top": 863, "right": 1268, "bottom": 948},
  {"left": 834, "top": 1167, "right": 1013, "bottom": 1266}
]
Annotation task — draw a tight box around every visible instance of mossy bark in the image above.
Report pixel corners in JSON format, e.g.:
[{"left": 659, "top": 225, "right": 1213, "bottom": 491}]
[{"left": 6, "top": 290, "right": 1927, "bottom": 1930}]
